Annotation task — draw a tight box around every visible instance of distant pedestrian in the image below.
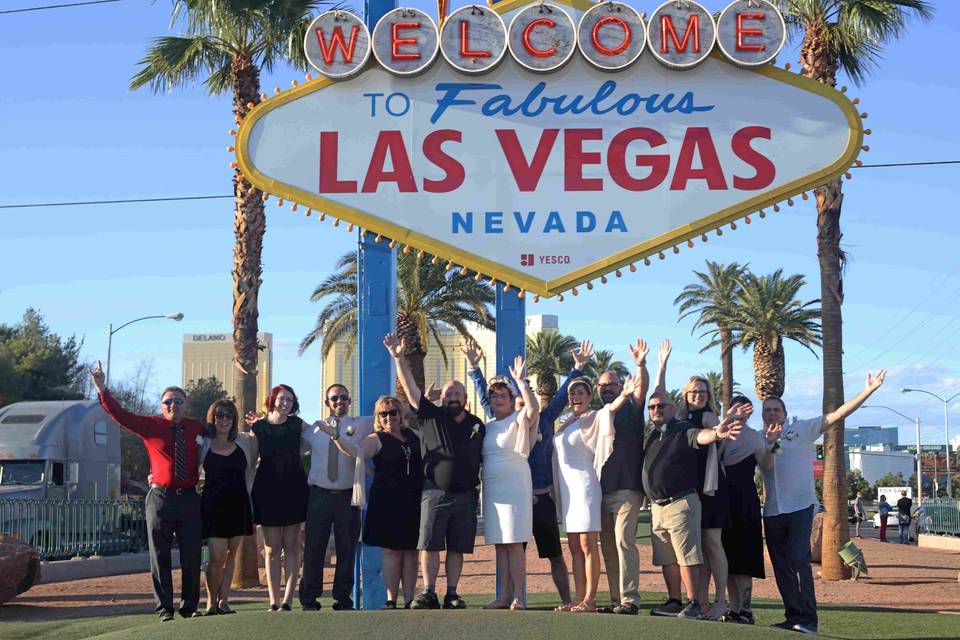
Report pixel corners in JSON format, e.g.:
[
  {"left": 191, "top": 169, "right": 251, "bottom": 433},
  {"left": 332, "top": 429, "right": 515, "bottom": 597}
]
[
  {"left": 896, "top": 491, "right": 913, "bottom": 544},
  {"left": 90, "top": 361, "right": 204, "bottom": 622},
  {"left": 878, "top": 495, "right": 891, "bottom": 543},
  {"left": 854, "top": 492, "right": 865, "bottom": 538},
  {"left": 760, "top": 370, "right": 886, "bottom": 636}
]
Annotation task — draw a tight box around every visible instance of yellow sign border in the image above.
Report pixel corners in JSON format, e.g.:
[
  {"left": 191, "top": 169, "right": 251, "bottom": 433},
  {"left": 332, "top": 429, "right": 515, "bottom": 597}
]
[{"left": 236, "top": 3, "right": 863, "bottom": 298}]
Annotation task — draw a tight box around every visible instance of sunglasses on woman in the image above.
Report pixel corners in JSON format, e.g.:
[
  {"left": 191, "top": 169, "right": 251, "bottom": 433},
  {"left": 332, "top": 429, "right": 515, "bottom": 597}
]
[
  {"left": 378, "top": 409, "right": 399, "bottom": 418},
  {"left": 215, "top": 412, "right": 235, "bottom": 419}
]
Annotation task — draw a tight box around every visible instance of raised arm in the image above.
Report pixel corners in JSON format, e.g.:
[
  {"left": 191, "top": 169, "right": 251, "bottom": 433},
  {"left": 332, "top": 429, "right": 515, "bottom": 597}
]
[
  {"left": 462, "top": 340, "right": 492, "bottom": 419},
  {"left": 627, "top": 338, "right": 650, "bottom": 403},
  {"left": 509, "top": 355, "right": 539, "bottom": 424},
  {"left": 696, "top": 411, "right": 743, "bottom": 445},
  {"left": 653, "top": 339, "right": 671, "bottom": 396},
  {"left": 822, "top": 370, "right": 886, "bottom": 432},
  {"left": 542, "top": 340, "right": 592, "bottom": 423},
  {"left": 89, "top": 360, "right": 155, "bottom": 436},
  {"left": 384, "top": 333, "right": 421, "bottom": 408},
  {"left": 608, "top": 374, "right": 640, "bottom": 415}
]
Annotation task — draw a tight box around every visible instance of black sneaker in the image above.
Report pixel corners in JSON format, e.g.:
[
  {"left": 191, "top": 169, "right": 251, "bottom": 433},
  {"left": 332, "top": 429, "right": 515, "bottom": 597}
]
[
  {"left": 443, "top": 593, "right": 467, "bottom": 609},
  {"left": 738, "top": 610, "right": 756, "bottom": 625},
  {"left": 721, "top": 610, "right": 741, "bottom": 623},
  {"left": 410, "top": 591, "right": 441, "bottom": 610},
  {"left": 792, "top": 623, "right": 818, "bottom": 635},
  {"left": 613, "top": 602, "right": 639, "bottom": 615},
  {"left": 159, "top": 610, "right": 175, "bottom": 622},
  {"left": 770, "top": 621, "right": 794, "bottom": 631},
  {"left": 380, "top": 601, "right": 397, "bottom": 610},
  {"left": 650, "top": 598, "right": 684, "bottom": 617},
  {"left": 677, "top": 599, "right": 702, "bottom": 619}
]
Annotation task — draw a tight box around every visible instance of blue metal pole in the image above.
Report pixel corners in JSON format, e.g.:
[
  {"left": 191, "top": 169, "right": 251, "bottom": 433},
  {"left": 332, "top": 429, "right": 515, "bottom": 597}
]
[
  {"left": 354, "top": 0, "right": 396, "bottom": 613},
  {"left": 494, "top": 287, "right": 526, "bottom": 602}
]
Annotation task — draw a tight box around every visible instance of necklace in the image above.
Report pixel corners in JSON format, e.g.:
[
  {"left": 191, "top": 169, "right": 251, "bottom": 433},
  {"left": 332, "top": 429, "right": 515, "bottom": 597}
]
[{"left": 400, "top": 442, "right": 412, "bottom": 476}]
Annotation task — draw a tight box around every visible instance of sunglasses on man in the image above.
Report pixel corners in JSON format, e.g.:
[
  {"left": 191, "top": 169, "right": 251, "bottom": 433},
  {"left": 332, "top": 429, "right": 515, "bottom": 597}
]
[
  {"left": 161, "top": 398, "right": 185, "bottom": 407},
  {"left": 328, "top": 394, "right": 350, "bottom": 403}
]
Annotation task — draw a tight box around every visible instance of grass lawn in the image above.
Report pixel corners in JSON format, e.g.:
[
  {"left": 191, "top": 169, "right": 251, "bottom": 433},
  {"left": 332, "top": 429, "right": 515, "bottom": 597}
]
[{"left": 2, "top": 591, "right": 956, "bottom": 640}]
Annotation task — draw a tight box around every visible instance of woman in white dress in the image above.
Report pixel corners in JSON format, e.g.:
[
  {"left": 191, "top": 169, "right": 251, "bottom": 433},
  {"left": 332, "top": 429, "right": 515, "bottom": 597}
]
[
  {"left": 481, "top": 355, "right": 540, "bottom": 610},
  {"left": 553, "top": 374, "right": 639, "bottom": 613}
]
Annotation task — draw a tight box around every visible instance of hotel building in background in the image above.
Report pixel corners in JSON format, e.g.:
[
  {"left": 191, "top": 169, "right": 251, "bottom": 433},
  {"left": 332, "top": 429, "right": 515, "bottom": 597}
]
[
  {"left": 321, "top": 315, "right": 559, "bottom": 416},
  {"left": 182, "top": 332, "right": 273, "bottom": 408}
]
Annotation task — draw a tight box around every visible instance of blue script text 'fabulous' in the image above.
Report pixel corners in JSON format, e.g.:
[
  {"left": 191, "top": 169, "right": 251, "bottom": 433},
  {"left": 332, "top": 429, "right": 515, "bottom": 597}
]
[{"left": 429, "top": 82, "right": 715, "bottom": 124}]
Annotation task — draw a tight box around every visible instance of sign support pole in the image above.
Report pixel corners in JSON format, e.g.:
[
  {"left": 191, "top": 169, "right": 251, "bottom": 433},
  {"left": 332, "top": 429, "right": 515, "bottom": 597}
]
[
  {"left": 355, "top": 0, "right": 397, "bottom": 612},
  {"left": 494, "top": 287, "right": 526, "bottom": 603}
]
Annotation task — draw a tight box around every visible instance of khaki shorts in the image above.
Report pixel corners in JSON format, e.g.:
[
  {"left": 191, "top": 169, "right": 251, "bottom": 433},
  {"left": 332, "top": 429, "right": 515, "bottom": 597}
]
[{"left": 651, "top": 493, "right": 703, "bottom": 567}]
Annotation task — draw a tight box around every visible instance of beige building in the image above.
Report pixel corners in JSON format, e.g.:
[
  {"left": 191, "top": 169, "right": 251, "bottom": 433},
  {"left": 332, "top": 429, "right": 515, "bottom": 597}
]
[
  {"left": 321, "top": 315, "right": 558, "bottom": 416},
  {"left": 182, "top": 332, "right": 273, "bottom": 408}
]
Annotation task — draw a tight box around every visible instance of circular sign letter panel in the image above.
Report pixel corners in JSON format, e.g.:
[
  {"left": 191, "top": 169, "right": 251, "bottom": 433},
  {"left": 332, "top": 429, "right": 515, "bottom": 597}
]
[
  {"left": 716, "top": 0, "right": 786, "bottom": 67},
  {"left": 304, "top": 11, "right": 371, "bottom": 80},
  {"left": 440, "top": 5, "right": 507, "bottom": 75},
  {"left": 372, "top": 8, "right": 439, "bottom": 76},
  {"left": 647, "top": 0, "right": 716, "bottom": 70},
  {"left": 577, "top": 2, "right": 646, "bottom": 72},
  {"left": 508, "top": 4, "right": 577, "bottom": 73}
]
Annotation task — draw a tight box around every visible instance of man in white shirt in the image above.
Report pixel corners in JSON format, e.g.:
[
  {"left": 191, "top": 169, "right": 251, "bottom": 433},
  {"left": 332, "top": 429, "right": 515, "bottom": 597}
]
[
  {"left": 761, "top": 370, "right": 885, "bottom": 635},
  {"left": 298, "top": 384, "right": 374, "bottom": 611}
]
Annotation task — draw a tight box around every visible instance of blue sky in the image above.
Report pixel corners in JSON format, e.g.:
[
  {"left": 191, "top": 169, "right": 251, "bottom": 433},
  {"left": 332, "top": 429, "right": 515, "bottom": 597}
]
[{"left": 1, "top": 0, "right": 958, "bottom": 447}]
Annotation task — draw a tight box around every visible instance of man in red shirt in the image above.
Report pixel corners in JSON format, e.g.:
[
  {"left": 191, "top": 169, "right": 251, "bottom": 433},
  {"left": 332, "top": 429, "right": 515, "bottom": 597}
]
[{"left": 91, "top": 361, "right": 205, "bottom": 622}]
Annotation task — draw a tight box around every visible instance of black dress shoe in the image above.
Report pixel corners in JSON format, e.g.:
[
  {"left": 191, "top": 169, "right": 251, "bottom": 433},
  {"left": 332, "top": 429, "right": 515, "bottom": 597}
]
[
  {"left": 302, "top": 603, "right": 321, "bottom": 612},
  {"left": 332, "top": 601, "right": 355, "bottom": 611},
  {"left": 159, "top": 611, "right": 175, "bottom": 622}
]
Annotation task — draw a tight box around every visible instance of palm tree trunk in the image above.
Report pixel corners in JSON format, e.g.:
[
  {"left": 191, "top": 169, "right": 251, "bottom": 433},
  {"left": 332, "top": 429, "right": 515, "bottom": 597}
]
[
  {"left": 752, "top": 335, "right": 784, "bottom": 400},
  {"left": 817, "top": 178, "right": 850, "bottom": 581},
  {"left": 396, "top": 312, "right": 427, "bottom": 403},
  {"left": 231, "top": 53, "right": 264, "bottom": 588},
  {"left": 720, "top": 328, "right": 733, "bottom": 412},
  {"left": 802, "top": 24, "right": 849, "bottom": 581}
]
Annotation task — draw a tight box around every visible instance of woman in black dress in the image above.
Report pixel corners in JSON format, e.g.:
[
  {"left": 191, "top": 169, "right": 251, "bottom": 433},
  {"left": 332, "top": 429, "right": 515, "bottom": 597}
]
[
  {"left": 200, "top": 399, "right": 255, "bottom": 615},
  {"left": 655, "top": 341, "right": 728, "bottom": 620},
  {"left": 721, "top": 395, "right": 775, "bottom": 624},
  {"left": 325, "top": 396, "right": 423, "bottom": 609},
  {"left": 249, "top": 384, "right": 310, "bottom": 611}
]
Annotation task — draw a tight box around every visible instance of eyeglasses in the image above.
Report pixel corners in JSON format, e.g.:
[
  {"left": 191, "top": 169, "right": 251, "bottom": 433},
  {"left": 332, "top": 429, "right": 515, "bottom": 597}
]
[
  {"left": 214, "top": 412, "right": 234, "bottom": 419},
  {"left": 647, "top": 404, "right": 668, "bottom": 411},
  {"left": 488, "top": 392, "right": 512, "bottom": 400},
  {"left": 378, "top": 409, "right": 399, "bottom": 418},
  {"left": 161, "top": 398, "right": 184, "bottom": 407},
  {"left": 687, "top": 390, "right": 707, "bottom": 396},
  {"left": 328, "top": 394, "right": 350, "bottom": 403}
]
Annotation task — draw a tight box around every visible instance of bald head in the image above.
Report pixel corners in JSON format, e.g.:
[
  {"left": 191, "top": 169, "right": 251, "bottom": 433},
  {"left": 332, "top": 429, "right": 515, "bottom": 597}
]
[{"left": 441, "top": 379, "right": 467, "bottom": 418}]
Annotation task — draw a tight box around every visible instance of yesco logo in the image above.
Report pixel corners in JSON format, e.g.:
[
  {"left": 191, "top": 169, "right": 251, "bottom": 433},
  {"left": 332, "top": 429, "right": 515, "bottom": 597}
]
[{"left": 520, "top": 254, "right": 571, "bottom": 266}]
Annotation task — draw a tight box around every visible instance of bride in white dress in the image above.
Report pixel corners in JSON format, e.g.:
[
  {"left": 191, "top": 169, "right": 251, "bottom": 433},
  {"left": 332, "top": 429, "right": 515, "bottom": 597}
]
[
  {"left": 554, "top": 367, "right": 644, "bottom": 613},
  {"left": 481, "top": 355, "right": 540, "bottom": 610}
]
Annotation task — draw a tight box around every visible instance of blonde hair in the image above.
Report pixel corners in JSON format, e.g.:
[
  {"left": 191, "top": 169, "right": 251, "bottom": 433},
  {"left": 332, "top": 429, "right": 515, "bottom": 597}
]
[
  {"left": 373, "top": 396, "right": 404, "bottom": 432},
  {"left": 676, "top": 375, "right": 718, "bottom": 420}
]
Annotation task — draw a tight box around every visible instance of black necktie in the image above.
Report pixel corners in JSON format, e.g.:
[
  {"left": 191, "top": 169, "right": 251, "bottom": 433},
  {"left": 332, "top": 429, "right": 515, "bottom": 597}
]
[{"left": 174, "top": 424, "right": 187, "bottom": 481}]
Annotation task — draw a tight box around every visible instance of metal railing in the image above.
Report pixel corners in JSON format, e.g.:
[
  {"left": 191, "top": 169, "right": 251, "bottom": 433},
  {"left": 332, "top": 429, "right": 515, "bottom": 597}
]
[
  {"left": 0, "top": 498, "right": 147, "bottom": 559},
  {"left": 918, "top": 498, "right": 960, "bottom": 536}
]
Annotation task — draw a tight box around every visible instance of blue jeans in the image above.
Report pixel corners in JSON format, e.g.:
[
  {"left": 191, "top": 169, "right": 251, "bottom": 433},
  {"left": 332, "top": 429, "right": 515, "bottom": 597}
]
[
  {"left": 899, "top": 517, "right": 911, "bottom": 544},
  {"left": 764, "top": 505, "right": 817, "bottom": 628}
]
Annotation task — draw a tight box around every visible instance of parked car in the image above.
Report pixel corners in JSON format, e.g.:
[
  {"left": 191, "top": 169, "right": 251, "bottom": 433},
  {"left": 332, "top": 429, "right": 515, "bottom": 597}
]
[{"left": 872, "top": 512, "right": 902, "bottom": 529}]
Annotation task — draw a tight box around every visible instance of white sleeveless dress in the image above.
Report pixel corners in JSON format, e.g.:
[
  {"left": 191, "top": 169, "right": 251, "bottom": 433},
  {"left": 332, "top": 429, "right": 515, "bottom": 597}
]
[
  {"left": 481, "top": 411, "right": 533, "bottom": 544},
  {"left": 554, "top": 419, "right": 601, "bottom": 533}
]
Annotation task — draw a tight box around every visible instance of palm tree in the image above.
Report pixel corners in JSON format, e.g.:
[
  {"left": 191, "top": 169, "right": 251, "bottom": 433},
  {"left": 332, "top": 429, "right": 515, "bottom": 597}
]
[
  {"left": 300, "top": 251, "right": 495, "bottom": 399},
  {"left": 776, "top": 0, "right": 932, "bottom": 580},
  {"left": 131, "top": 0, "right": 327, "bottom": 587},
  {"left": 525, "top": 331, "right": 577, "bottom": 407},
  {"left": 590, "top": 349, "right": 630, "bottom": 381},
  {"left": 721, "top": 269, "right": 822, "bottom": 400},
  {"left": 675, "top": 261, "right": 748, "bottom": 411}
]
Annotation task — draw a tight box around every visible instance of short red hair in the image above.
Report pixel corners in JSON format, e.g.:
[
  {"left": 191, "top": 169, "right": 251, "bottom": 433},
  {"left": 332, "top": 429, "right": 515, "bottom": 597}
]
[{"left": 265, "top": 384, "right": 300, "bottom": 414}]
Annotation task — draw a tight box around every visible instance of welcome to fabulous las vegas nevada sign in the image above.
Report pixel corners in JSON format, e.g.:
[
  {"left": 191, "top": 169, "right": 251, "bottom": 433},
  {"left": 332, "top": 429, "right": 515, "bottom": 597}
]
[{"left": 235, "top": 0, "right": 865, "bottom": 299}]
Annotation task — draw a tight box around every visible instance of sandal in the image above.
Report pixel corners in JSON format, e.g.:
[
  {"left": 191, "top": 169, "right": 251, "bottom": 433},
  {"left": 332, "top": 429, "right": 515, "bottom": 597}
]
[
  {"left": 554, "top": 602, "right": 574, "bottom": 612},
  {"left": 483, "top": 599, "right": 511, "bottom": 610},
  {"left": 509, "top": 599, "right": 526, "bottom": 611},
  {"left": 217, "top": 603, "right": 235, "bottom": 614},
  {"left": 570, "top": 599, "right": 597, "bottom": 613}
]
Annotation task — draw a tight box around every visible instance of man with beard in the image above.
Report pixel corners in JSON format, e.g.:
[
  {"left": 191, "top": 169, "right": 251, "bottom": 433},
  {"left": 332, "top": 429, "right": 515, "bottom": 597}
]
[
  {"left": 384, "top": 332, "right": 486, "bottom": 610},
  {"left": 299, "top": 384, "right": 373, "bottom": 611},
  {"left": 595, "top": 340, "right": 650, "bottom": 615}
]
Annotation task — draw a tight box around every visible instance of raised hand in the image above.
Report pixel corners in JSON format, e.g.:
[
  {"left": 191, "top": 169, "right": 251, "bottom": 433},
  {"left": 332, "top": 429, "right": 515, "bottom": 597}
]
[
  {"left": 627, "top": 339, "right": 649, "bottom": 366},
  {"left": 724, "top": 401, "right": 753, "bottom": 422},
  {"left": 508, "top": 355, "right": 526, "bottom": 383},
  {"left": 764, "top": 422, "right": 783, "bottom": 444},
  {"left": 383, "top": 332, "right": 405, "bottom": 359},
  {"left": 571, "top": 339, "right": 594, "bottom": 370},
  {"left": 244, "top": 411, "right": 261, "bottom": 427},
  {"left": 460, "top": 339, "right": 483, "bottom": 370},
  {"left": 425, "top": 382, "right": 441, "bottom": 403},
  {"left": 89, "top": 360, "right": 107, "bottom": 393},
  {"left": 621, "top": 374, "right": 639, "bottom": 397},
  {"left": 724, "top": 421, "right": 743, "bottom": 440},
  {"left": 658, "top": 339, "right": 671, "bottom": 366},
  {"left": 865, "top": 369, "right": 886, "bottom": 394}
]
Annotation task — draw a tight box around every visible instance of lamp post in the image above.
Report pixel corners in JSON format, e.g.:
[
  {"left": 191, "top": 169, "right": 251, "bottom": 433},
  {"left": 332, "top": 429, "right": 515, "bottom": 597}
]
[
  {"left": 901, "top": 388, "right": 960, "bottom": 498},
  {"left": 106, "top": 313, "right": 184, "bottom": 385},
  {"left": 863, "top": 405, "right": 922, "bottom": 504}
]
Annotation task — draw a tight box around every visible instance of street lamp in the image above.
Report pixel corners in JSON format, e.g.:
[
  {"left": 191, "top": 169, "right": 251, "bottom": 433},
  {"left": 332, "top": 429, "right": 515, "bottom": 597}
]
[
  {"left": 106, "top": 313, "right": 184, "bottom": 385},
  {"left": 901, "top": 387, "right": 960, "bottom": 498},
  {"left": 862, "top": 405, "right": 923, "bottom": 504}
]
